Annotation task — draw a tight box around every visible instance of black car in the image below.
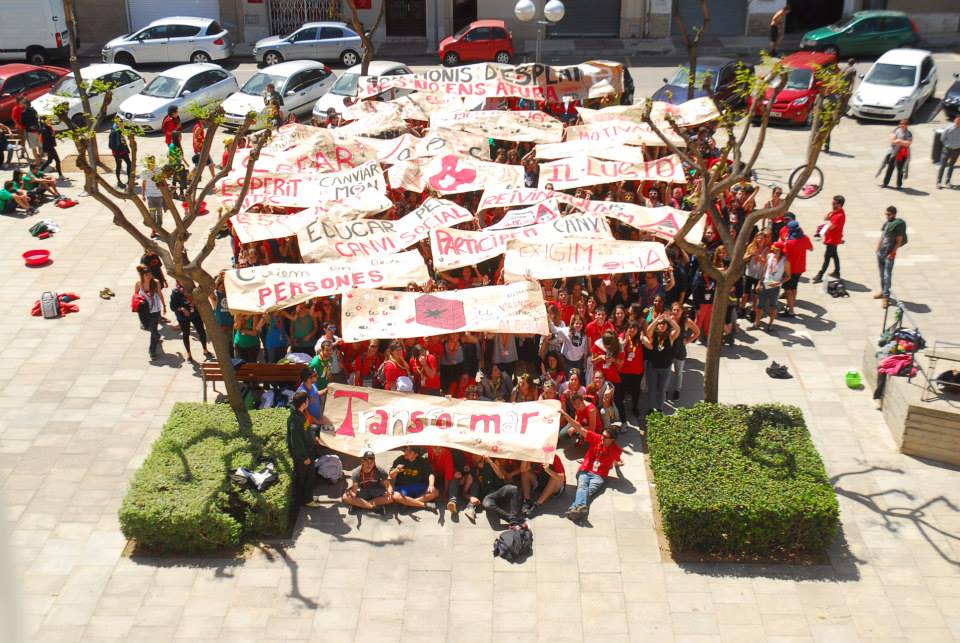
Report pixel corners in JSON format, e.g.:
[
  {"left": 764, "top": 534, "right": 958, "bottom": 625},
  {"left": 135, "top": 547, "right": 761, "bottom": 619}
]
[
  {"left": 944, "top": 72, "right": 960, "bottom": 120},
  {"left": 652, "top": 57, "right": 753, "bottom": 108}
]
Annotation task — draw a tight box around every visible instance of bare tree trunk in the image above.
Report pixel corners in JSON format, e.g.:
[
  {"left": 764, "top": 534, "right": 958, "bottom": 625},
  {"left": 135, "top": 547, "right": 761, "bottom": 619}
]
[
  {"left": 673, "top": 0, "right": 710, "bottom": 102},
  {"left": 193, "top": 293, "right": 249, "bottom": 420},
  {"left": 343, "top": 0, "right": 386, "bottom": 75},
  {"left": 703, "top": 275, "right": 733, "bottom": 403}
]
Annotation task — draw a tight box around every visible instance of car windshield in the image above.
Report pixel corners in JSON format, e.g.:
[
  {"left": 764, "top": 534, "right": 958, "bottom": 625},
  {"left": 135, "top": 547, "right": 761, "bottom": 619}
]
[
  {"left": 331, "top": 72, "right": 359, "bottom": 96},
  {"left": 51, "top": 75, "right": 80, "bottom": 97},
  {"left": 865, "top": 63, "right": 916, "bottom": 87},
  {"left": 241, "top": 72, "right": 284, "bottom": 95},
  {"left": 454, "top": 25, "right": 470, "bottom": 39},
  {"left": 142, "top": 75, "right": 183, "bottom": 99},
  {"left": 829, "top": 16, "right": 859, "bottom": 31},
  {"left": 784, "top": 68, "right": 813, "bottom": 90},
  {"left": 667, "top": 66, "right": 717, "bottom": 89}
]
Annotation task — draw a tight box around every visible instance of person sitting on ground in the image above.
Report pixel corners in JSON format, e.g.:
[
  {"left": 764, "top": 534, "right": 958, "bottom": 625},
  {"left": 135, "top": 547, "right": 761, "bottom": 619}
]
[
  {"left": 560, "top": 410, "right": 623, "bottom": 524},
  {"left": 519, "top": 454, "right": 565, "bottom": 516},
  {"left": 390, "top": 445, "right": 439, "bottom": 512},
  {"left": 23, "top": 163, "right": 61, "bottom": 200},
  {"left": 0, "top": 180, "right": 33, "bottom": 214},
  {"left": 342, "top": 450, "right": 393, "bottom": 515},
  {"left": 559, "top": 391, "right": 600, "bottom": 441},
  {"left": 477, "top": 456, "right": 523, "bottom": 526}
]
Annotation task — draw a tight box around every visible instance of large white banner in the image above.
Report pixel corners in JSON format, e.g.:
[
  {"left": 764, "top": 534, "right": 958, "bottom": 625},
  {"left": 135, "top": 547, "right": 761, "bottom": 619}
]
[
  {"left": 298, "top": 198, "right": 475, "bottom": 260},
  {"left": 486, "top": 199, "right": 560, "bottom": 230},
  {"left": 538, "top": 154, "right": 687, "bottom": 190},
  {"left": 356, "top": 128, "right": 490, "bottom": 165},
  {"left": 503, "top": 239, "right": 671, "bottom": 282},
  {"left": 564, "top": 121, "right": 687, "bottom": 147},
  {"left": 219, "top": 160, "right": 387, "bottom": 208},
  {"left": 421, "top": 154, "right": 525, "bottom": 194},
  {"left": 341, "top": 280, "right": 548, "bottom": 342},
  {"left": 318, "top": 384, "right": 561, "bottom": 463},
  {"left": 230, "top": 209, "right": 317, "bottom": 244},
  {"left": 431, "top": 110, "right": 564, "bottom": 143},
  {"left": 231, "top": 125, "right": 377, "bottom": 175},
  {"left": 478, "top": 187, "right": 557, "bottom": 212},
  {"left": 430, "top": 213, "right": 612, "bottom": 271},
  {"left": 223, "top": 251, "right": 430, "bottom": 313},
  {"left": 536, "top": 140, "right": 648, "bottom": 163},
  {"left": 576, "top": 97, "right": 720, "bottom": 128}
]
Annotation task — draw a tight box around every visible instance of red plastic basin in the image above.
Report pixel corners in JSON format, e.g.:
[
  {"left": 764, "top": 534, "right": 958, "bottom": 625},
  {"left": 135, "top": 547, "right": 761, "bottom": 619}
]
[{"left": 23, "top": 249, "right": 51, "bottom": 266}]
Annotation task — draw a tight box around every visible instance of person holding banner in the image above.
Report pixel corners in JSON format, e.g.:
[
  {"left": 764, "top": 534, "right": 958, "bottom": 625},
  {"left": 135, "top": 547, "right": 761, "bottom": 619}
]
[
  {"left": 480, "top": 364, "right": 513, "bottom": 402},
  {"left": 560, "top": 410, "right": 622, "bottom": 524},
  {"left": 352, "top": 340, "right": 383, "bottom": 388},
  {"left": 342, "top": 451, "right": 393, "bottom": 515}
]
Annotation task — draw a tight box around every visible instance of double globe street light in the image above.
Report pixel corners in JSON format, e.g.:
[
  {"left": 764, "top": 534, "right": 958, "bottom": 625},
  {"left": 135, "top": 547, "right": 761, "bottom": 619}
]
[{"left": 513, "top": 0, "right": 565, "bottom": 65}]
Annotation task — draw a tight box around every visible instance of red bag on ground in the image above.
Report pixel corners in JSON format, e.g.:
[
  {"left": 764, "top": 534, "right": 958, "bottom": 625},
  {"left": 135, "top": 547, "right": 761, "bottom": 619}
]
[{"left": 56, "top": 199, "right": 78, "bottom": 208}]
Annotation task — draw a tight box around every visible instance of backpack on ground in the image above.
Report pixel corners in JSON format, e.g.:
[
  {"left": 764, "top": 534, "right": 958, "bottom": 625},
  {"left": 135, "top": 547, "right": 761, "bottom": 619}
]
[
  {"left": 40, "top": 291, "right": 61, "bottom": 319},
  {"left": 493, "top": 522, "right": 533, "bottom": 563},
  {"left": 826, "top": 280, "right": 849, "bottom": 298},
  {"left": 315, "top": 454, "right": 343, "bottom": 484}
]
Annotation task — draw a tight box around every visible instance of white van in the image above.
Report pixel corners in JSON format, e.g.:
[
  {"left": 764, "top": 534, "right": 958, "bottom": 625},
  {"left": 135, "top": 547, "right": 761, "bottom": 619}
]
[{"left": 0, "top": 0, "right": 69, "bottom": 65}]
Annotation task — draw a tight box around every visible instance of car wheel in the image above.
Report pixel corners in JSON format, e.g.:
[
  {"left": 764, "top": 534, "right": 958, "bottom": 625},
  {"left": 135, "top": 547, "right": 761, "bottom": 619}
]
[
  {"left": 190, "top": 51, "right": 212, "bottom": 64},
  {"left": 115, "top": 51, "right": 135, "bottom": 67},
  {"left": 26, "top": 47, "right": 49, "bottom": 66},
  {"left": 263, "top": 51, "right": 283, "bottom": 66},
  {"left": 495, "top": 51, "right": 511, "bottom": 64},
  {"left": 341, "top": 50, "right": 360, "bottom": 67},
  {"left": 824, "top": 45, "right": 839, "bottom": 57},
  {"left": 443, "top": 51, "right": 460, "bottom": 67},
  {"left": 804, "top": 107, "right": 814, "bottom": 128}
]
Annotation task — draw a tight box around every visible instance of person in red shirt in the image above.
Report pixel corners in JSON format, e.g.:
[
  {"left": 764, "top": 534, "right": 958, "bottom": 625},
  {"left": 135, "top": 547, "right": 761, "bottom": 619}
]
[
  {"left": 560, "top": 391, "right": 599, "bottom": 442},
  {"left": 410, "top": 344, "right": 441, "bottom": 395},
  {"left": 591, "top": 331, "right": 625, "bottom": 418},
  {"left": 162, "top": 106, "right": 182, "bottom": 147},
  {"left": 352, "top": 340, "right": 383, "bottom": 387},
  {"left": 560, "top": 410, "right": 622, "bottom": 523},
  {"left": 619, "top": 321, "right": 645, "bottom": 416},
  {"left": 519, "top": 454, "right": 565, "bottom": 515},
  {"left": 782, "top": 219, "right": 813, "bottom": 318},
  {"left": 585, "top": 308, "right": 615, "bottom": 346},
  {"left": 191, "top": 120, "right": 216, "bottom": 179},
  {"left": 813, "top": 195, "right": 846, "bottom": 283},
  {"left": 11, "top": 97, "right": 25, "bottom": 138},
  {"left": 382, "top": 341, "right": 412, "bottom": 391}
]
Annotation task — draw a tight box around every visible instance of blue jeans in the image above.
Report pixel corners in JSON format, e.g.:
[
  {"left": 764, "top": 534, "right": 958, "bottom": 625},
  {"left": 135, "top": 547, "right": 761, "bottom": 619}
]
[
  {"left": 877, "top": 252, "right": 895, "bottom": 297},
  {"left": 570, "top": 471, "right": 604, "bottom": 509}
]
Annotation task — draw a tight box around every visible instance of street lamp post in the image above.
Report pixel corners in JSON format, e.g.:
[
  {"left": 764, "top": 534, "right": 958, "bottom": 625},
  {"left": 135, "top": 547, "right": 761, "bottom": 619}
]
[{"left": 514, "top": 0, "right": 565, "bottom": 65}]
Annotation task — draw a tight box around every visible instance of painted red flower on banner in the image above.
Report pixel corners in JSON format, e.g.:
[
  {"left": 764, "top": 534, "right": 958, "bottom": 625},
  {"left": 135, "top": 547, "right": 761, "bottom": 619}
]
[
  {"left": 414, "top": 294, "right": 466, "bottom": 330},
  {"left": 428, "top": 155, "right": 477, "bottom": 192}
]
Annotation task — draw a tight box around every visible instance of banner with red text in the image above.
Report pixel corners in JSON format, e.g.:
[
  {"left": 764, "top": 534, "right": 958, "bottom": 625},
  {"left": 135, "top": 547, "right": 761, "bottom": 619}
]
[
  {"left": 478, "top": 187, "right": 557, "bottom": 212},
  {"left": 298, "top": 198, "right": 475, "bottom": 261},
  {"left": 537, "top": 154, "right": 687, "bottom": 190},
  {"left": 486, "top": 199, "right": 560, "bottom": 230},
  {"left": 577, "top": 97, "right": 720, "bottom": 128},
  {"left": 430, "top": 213, "right": 612, "bottom": 271},
  {"left": 341, "top": 280, "right": 548, "bottom": 342},
  {"left": 357, "top": 128, "right": 490, "bottom": 165},
  {"left": 317, "top": 384, "right": 561, "bottom": 463},
  {"left": 503, "top": 239, "right": 671, "bottom": 282},
  {"left": 535, "top": 140, "right": 647, "bottom": 163},
  {"left": 232, "top": 126, "right": 377, "bottom": 175},
  {"left": 562, "top": 201, "right": 705, "bottom": 243},
  {"left": 564, "top": 120, "right": 687, "bottom": 147},
  {"left": 230, "top": 209, "right": 317, "bottom": 244},
  {"left": 421, "top": 154, "right": 525, "bottom": 194},
  {"left": 223, "top": 251, "right": 430, "bottom": 313},
  {"left": 219, "top": 160, "right": 387, "bottom": 208},
  {"left": 431, "top": 110, "right": 564, "bottom": 143}
]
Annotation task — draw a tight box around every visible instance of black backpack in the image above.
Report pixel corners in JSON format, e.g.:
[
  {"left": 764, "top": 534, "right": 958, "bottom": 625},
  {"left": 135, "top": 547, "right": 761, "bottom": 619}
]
[
  {"left": 493, "top": 523, "right": 533, "bottom": 563},
  {"left": 826, "top": 280, "right": 849, "bottom": 298}
]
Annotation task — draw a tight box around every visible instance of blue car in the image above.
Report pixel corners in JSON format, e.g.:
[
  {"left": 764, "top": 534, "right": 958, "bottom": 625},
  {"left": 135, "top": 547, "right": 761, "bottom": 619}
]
[{"left": 652, "top": 58, "right": 753, "bottom": 108}]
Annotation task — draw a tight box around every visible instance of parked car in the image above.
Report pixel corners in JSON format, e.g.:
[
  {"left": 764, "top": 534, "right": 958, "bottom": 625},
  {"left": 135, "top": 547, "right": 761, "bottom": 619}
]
[
  {"left": 33, "top": 64, "right": 145, "bottom": 130},
  {"left": 652, "top": 58, "right": 753, "bottom": 108},
  {"left": 253, "top": 22, "right": 363, "bottom": 68},
  {"left": 312, "top": 60, "right": 412, "bottom": 119},
  {"left": 101, "top": 17, "right": 233, "bottom": 66},
  {"left": 800, "top": 11, "right": 918, "bottom": 58},
  {"left": 0, "top": 63, "right": 69, "bottom": 122},
  {"left": 117, "top": 63, "right": 238, "bottom": 132},
  {"left": 439, "top": 20, "right": 514, "bottom": 66},
  {"left": 749, "top": 51, "right": 837, "bottom": 126},
  {"left": 849, "top": 49, "right": 937, "bottom": 122},
  {"left": 222, "top": 60, "right": 335, "bottom": 129},
  {"left": 943, "top": 73, "right": 960, "bottom": 120},
  {"left": 0, "top": 0, "right": 69, "bottom": 65}
]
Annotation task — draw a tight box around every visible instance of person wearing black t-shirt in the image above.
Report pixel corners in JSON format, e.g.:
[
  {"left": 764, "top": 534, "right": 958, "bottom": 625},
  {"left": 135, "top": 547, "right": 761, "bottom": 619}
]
[
  {"left": 389, "top": 446, "right": 438, "bottom": 512},
  {"left": 343, "top": 450, "right": 393, "bottom": 514},
  {"left": 641, "top": 313, "right": 681, "bottom": 414}
]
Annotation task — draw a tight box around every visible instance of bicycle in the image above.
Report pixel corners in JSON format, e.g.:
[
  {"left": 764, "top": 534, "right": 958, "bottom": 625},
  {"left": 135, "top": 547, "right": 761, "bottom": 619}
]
[{"left": 751, "top": 164, "right": 824, "bottom": 199}]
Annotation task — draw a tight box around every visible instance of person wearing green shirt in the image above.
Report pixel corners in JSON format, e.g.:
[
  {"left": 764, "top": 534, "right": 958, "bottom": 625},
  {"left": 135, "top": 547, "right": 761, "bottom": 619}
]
[
  {"left": 168, "top": 133, "right": 188, "bottom": 198},
  {"left": 24, "top": 164, "right": 61, "bottom": 199},
  {"left": 286, "top": 392, "right": 321, "bottom": 508},
  {"left": 233, "top": 312, "right": 261, "bottom": 363},
  {"left": 0, "top": 180, "right": 33, "bottom": 214}
]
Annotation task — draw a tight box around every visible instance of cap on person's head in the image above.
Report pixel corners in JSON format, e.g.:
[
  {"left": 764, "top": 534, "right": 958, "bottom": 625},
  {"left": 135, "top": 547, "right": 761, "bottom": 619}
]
[
  {"left": 362, "top": 450, "right": 375, "bottom": 460},
  {"left": 787, "top": 220, "right": 800, "bottom": 230},
  {"left": 783, "top": 212, "right": 796, "bottom": 221}
]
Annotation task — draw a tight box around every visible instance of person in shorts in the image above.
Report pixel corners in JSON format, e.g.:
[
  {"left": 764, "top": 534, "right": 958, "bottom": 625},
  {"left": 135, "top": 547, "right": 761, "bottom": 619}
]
[
  {"left": 141, "top": 170, "right": 165, "bottom": 238},
  {"left": 343, "top": 451, "right": 393, "bottom": 514},
  {"left": 519, "top": 454, "right": 565, "bottom": 516},
  {"left": 389, "top": 446, "right": 438, "bottom": 512},
  {"left": 754, "top": 242, "right": 790, "bottom": 331}
]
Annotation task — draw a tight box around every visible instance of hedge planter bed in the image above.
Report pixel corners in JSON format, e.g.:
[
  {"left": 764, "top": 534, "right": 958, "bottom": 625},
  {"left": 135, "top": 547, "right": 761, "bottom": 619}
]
[
  {"left": 119, "top": 403, "right": 294, "bottom": 554},
  {"left": 647, "top": 403, "right": 839, "bottom": 559}
]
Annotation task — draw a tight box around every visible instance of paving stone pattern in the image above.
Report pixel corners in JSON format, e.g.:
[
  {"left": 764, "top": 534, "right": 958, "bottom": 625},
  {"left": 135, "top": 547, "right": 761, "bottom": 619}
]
[{"left": 2, "top": 116, "right": 960, "bottom": 643}]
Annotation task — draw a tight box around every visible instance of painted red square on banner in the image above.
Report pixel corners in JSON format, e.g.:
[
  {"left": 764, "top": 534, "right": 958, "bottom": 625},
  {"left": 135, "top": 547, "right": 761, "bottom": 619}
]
[{"left": 355, "top": 0, "right": 371, "bottom": 8}]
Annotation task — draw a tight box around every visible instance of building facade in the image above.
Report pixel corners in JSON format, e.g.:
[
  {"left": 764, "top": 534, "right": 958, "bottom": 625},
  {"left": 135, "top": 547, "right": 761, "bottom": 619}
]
[{"left": 74, "top": 0, "right": 959, "bottom": 52}]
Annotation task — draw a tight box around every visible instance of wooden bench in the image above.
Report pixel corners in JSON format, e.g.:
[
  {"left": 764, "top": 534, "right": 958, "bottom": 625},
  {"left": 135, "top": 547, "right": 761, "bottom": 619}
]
[{"left": 200, "top": 362, "right": 305, "bottom": 402}]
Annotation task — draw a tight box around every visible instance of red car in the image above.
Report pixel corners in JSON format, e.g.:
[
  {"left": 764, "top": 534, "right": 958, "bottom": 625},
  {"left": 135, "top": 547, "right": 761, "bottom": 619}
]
[
  {"left": 439, "top": 20, "right": 514, "bottom": 67},
  {"left": 749, "top": 51, "right": 837, "bottom": 126},
  {"left": 0, "top": 63, "right": 69, "bottom": 123}
]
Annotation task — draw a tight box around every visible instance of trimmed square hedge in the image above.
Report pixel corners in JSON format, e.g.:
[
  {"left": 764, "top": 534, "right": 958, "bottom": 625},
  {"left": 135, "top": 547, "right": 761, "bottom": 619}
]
[
  {"left": 119, "top": 403, "right": 294, "bottom": 554},
  {"left": 647, "top": 403, "right": 839, "bottom": 557}
]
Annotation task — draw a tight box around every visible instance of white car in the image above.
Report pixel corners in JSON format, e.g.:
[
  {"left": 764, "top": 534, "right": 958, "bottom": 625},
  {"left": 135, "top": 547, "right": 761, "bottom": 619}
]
[
  {"left": 221, "top": 60, "right": 336, "bottom": 129},
  {"left": 850, "top": 48, "right": 937, "bottom": 122},
  {"left": 101, "top": 16, "right": 233, "bottom": 66},
  {"left": 33, "top": 64, "right": 145, "bottom": 130},
  {"left": 311, "top": 60, "right": 412, "bottom": 120},
  {"left": 117, "top": 63, "right": 238, "bottom": 132},
  {"left": 253, "top": 22, "right": 363, "bottom": 67}
]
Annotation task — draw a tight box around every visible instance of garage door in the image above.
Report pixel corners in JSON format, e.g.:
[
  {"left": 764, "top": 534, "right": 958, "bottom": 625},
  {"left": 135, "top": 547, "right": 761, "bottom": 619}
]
[
  {"left": 672, "top": 0, "right": 745, "bottom": 37},
  {"left": 126, "top": 0, "right": 220, "bottom": 31},
  {"left": 547, "top": 0, "right": 621, "bottom": 37}
]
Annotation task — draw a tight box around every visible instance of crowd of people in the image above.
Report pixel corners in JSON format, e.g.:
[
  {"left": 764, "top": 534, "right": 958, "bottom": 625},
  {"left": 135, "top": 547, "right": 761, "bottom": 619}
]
[{"left": 0, "top": 96, "right": 64, "bottom": 215}]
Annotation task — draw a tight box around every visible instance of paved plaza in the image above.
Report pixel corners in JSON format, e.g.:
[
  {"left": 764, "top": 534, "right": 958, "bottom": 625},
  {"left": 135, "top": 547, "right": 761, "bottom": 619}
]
[{"left": 3, "top": 61, "right": 960, "bottom": 643}]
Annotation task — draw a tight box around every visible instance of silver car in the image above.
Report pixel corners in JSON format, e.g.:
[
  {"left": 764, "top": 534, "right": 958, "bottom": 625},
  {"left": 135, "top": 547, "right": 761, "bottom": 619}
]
[
  {"left": 253, "top": 22, "right": 362, "bottom": 68},
  {"left": 117, "top": 63, "right": 239, "bottom": 132},
  {"left": 101, "top": 16, "right": 233, "bottom": 66},
  {"left": 221, "top": 60, "right": 337, "bottom": 129}
]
